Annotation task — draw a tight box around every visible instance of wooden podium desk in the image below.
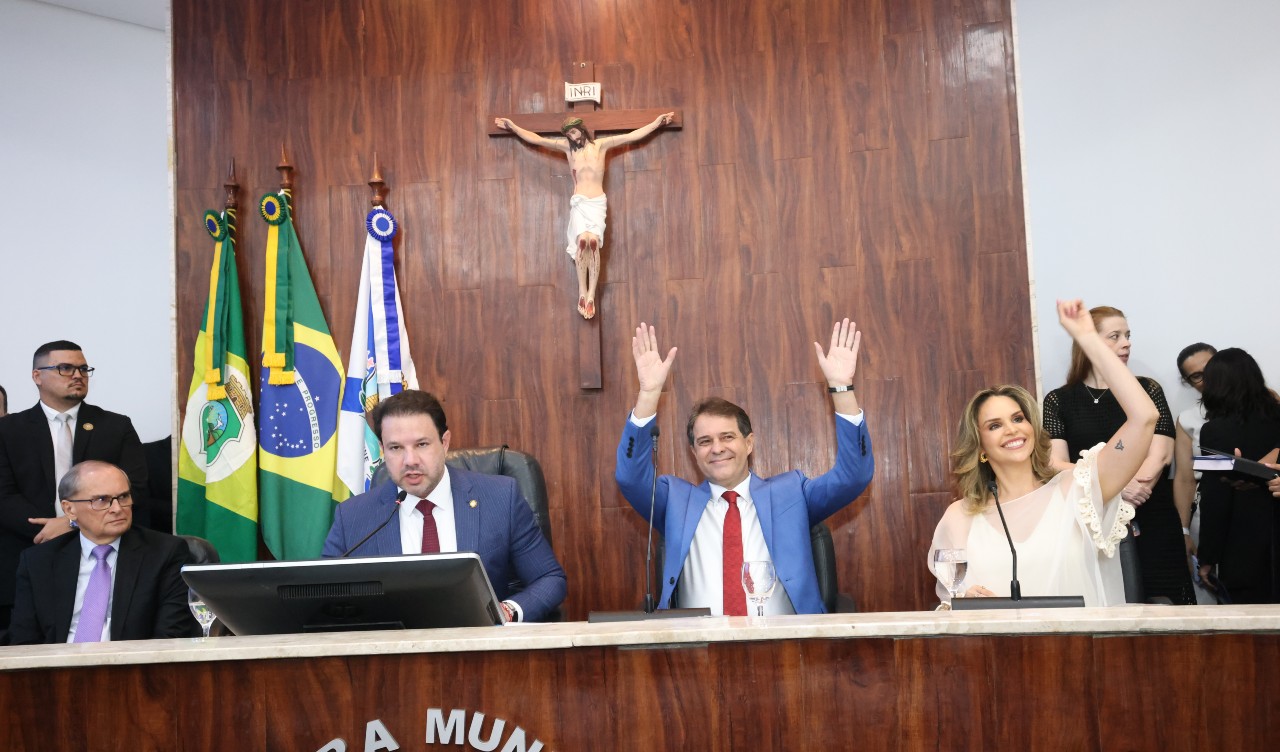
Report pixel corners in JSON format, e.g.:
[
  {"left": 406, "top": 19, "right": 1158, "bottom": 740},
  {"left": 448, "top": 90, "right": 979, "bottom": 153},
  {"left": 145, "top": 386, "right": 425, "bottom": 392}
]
[{"left": 3, "top": 605, "right": 1279, "bottom": 750}]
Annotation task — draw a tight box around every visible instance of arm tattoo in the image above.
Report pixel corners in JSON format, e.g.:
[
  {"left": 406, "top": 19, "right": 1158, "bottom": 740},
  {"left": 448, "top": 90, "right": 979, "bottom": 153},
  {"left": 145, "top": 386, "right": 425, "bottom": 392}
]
[{"left": 1115, "top": 439, "right": 1125, "bottom": 451}]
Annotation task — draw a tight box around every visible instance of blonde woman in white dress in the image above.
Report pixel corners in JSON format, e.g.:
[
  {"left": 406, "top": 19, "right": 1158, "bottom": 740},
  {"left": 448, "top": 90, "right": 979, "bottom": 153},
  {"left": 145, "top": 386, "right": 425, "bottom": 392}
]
[{"left": 929, "top": 300, "right": 1159, "bottom": 607}]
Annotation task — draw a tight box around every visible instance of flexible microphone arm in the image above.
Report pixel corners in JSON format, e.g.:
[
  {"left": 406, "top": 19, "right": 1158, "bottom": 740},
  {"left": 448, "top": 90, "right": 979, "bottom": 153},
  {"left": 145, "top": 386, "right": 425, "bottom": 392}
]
[
  {"left": 643, "top": 424, "right": 661, "bottom": 613},
  {"left": 986, "top": 481, "right": 1022, "bottom": 600},
  {"left": 341, "top": 489, "right": 409, "bottom": 557}
]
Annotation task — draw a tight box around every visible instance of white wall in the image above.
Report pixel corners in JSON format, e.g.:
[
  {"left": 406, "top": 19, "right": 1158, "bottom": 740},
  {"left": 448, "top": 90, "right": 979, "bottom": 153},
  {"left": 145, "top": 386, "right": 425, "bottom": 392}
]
[
  {"left": 1016, "top": 0, "right": 1280, "bottom": 420},
  {"left": 0, "top": 0, "right": 172, "bottom": 440}
]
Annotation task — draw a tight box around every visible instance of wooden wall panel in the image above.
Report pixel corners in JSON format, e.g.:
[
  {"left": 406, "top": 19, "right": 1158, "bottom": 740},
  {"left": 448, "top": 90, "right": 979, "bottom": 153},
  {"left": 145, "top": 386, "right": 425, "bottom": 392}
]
[{"left": 173, "top": 0, "right": 1034, "bottom": 618}]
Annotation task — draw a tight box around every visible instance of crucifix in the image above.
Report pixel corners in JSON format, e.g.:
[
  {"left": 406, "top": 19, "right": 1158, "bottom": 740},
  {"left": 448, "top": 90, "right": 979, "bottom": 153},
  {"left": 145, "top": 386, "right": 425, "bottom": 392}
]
[{"left": 491, "top": 61, "right": 681, "bottom": 388}]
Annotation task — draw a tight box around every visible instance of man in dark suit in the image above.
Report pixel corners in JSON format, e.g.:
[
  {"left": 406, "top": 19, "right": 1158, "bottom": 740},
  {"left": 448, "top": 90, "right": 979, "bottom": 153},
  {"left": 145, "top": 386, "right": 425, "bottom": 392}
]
[
  {"left": 8, "top": 461, "right": 199, "bottom": 644},
  {"left": 0, "top": 341, "right": 148, "bottom": 632},
  {"left": 615, "top": 320, "right": 874, "bottom": 616},
  {"left": 322, "top": 390, "right": 566, "bottom": 622}
]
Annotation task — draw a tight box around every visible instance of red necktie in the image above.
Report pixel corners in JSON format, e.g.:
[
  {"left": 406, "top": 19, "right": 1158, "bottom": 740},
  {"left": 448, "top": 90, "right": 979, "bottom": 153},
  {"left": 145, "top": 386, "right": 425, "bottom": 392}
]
[
  {"left": 417, "top": 499, "right": 440, "bottom": 553},
  {"left": 722, "top": 491, "right": 747, "bottom": 616}
]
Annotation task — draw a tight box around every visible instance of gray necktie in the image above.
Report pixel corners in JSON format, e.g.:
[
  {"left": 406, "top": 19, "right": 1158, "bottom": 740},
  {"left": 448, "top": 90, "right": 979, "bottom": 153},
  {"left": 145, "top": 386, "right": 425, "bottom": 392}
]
[{"left": 53, "top": 413, "right": 73, "bottom": 515}]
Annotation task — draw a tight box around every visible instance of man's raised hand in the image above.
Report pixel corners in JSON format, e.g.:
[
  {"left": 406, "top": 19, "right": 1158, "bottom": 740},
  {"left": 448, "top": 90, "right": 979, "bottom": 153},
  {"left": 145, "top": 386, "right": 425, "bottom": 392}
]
[
  {"left": 813, "top": 318, "right": 861, "bottom": 386},
  {"left": 633, "top": 323, "right": 678, "bottom": 396}
]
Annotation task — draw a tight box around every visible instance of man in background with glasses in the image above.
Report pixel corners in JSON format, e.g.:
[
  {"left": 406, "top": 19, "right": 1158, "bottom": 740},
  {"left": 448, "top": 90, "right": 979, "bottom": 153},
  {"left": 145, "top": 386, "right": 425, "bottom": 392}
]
[
  {"left": 7, "top": 461, "right": 198, "bottom": 644},
  {"left": 0, "top": 340, "right": 147, "bottom": 638}
]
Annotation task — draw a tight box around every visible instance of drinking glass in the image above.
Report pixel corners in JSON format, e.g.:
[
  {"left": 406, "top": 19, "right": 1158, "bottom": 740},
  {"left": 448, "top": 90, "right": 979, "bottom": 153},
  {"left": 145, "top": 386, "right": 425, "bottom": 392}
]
[
  {"left": 188, "top": 588, "right": 217, "bottom": 639},
  {"left": 932, "top": 549, "right": 968, "bottom": 602},
  {"left": 741, "top": 560, "right": 778, "bottom": 617}
]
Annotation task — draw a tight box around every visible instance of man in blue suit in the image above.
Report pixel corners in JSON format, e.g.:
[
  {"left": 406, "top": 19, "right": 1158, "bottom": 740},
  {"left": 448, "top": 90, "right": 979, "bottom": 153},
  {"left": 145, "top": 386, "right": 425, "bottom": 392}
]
[
  {"left": 615, "top": 320, "right": 873, "bottom": 616},
  {"left": 322, "top": 391, "right": 566, "bottom": 622}
]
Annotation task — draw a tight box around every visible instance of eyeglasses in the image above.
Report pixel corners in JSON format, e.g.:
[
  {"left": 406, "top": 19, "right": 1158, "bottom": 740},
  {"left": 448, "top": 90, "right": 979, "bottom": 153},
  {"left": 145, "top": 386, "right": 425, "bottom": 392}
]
[
  {"left": 1184, "top": 371, "right": 1205, "bottom": 386},
  {"left": 64, "top": 492, "right": 133, "bottom": 511},
  {"left": 36, "top": 364, "right": 95, "bottom": 378}
]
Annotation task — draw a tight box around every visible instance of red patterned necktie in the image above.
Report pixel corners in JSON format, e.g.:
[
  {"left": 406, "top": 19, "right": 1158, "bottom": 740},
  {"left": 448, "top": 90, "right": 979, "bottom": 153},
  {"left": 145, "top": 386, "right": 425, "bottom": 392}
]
[
  {"left": 417, "top": 499, "right": 440, "bottom": 553},
  {"left": 721, "top": 491, "right": 747, "bottom": 616}
]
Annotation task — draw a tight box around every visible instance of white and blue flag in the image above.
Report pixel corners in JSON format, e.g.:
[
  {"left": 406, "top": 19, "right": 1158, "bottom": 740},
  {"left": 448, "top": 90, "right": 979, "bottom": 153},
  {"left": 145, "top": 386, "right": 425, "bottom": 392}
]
[{"left": 336, "top": 207, "right": 418, "bottom": 496}]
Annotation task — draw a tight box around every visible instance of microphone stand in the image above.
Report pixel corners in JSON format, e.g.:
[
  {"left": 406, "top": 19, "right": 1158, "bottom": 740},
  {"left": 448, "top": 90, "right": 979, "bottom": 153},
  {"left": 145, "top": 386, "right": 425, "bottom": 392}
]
[
  {"left": 987, "top": 481, "right": 1022, "bottom": 600},
  {"left": 341, "top": 489, "right": 408, "bottom": 558},
  {"left": 643, "top": 424, "right": 660, "bottom": 613}
]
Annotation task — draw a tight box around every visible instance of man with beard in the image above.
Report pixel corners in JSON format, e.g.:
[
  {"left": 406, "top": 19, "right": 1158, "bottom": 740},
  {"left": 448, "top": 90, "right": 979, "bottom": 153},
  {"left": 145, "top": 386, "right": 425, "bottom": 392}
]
[
  {"left": 496, "top": 112, "right": 674, "bottom": 319},
  {"left": 0, "top": 341, "right": 147, "bottom": 636},
  {"left": 322, "top": 390, "right": 566, "bottom": 622}
]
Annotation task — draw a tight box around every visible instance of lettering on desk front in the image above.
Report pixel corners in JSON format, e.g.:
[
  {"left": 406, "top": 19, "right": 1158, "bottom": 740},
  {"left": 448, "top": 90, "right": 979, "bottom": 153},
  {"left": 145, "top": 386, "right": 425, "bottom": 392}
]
[{"left": 316, "top": 708, "right": 552, "bottom": 752}]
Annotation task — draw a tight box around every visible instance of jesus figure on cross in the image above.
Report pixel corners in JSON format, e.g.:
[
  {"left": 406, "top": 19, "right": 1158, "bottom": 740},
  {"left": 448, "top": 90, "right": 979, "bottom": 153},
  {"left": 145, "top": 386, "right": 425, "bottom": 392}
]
[{"left": 495, "top": 112, "right": 674, "bottom": 319}]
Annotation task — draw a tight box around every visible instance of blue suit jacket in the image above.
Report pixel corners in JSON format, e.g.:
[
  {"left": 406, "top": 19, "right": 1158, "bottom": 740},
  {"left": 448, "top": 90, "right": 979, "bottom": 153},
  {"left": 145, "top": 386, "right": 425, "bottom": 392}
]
[
  {"left": 321, "top": 469, "right": 566, "bottom": 622},
  {"left": 615, "top": 414, "right": 873, "bottom": 614}
]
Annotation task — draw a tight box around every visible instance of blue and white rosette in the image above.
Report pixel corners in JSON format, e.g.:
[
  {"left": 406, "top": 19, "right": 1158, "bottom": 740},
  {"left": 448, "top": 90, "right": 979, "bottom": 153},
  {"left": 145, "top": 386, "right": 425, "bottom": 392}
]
[{"left": 366, "top": 207, "right": 397, "bottom": 242}]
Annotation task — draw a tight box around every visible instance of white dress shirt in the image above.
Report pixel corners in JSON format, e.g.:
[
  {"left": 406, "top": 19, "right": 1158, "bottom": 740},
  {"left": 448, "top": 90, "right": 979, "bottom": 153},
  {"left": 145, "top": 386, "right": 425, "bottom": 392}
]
[
  {"left": 680, "top": 478, "right": 796, "bottom": 616},
  {"left": 398, "top": 467, "right": 459, "bottom": 554},
  {"left": 66, "top": 534, "right": 120, "bottom": 643}
]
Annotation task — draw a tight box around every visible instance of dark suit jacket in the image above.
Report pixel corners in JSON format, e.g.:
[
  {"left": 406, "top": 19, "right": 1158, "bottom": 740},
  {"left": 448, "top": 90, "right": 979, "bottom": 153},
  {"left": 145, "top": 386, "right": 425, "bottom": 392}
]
[
  {"left": 615, "top": 413, "right": 874, "bottom": 614},
  {"left": 321, "top": 470, "right": 567, "bottom": 622},
  {"left": 8, "top": 526, "right": 200, "bottom": 644},
  {"left": 0, "top": 402, "right": 147, "bottom": 611},
  {"left": 1197, "top": 415, "right": 1280, "bottom": 603}
]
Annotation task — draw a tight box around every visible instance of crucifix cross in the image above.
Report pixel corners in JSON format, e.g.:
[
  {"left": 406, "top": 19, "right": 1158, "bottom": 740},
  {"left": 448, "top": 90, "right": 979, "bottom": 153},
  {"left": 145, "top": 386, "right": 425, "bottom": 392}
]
[{"left": 490, "top": 60, "right": 681, "bottom": 390}]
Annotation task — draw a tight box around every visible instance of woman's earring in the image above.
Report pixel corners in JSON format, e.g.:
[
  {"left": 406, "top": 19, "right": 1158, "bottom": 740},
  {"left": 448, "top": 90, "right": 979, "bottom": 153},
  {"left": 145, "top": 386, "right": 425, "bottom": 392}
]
[{"left": 979, "top": 452, "right": 988, "bottom": 463}]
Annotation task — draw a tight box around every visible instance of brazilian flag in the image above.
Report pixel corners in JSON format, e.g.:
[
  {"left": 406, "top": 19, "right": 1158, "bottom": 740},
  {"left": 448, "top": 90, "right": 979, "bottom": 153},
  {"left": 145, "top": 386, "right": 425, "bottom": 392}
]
[
  {"left": 257, "top": 191, "right": 346, "bottom": 560},
  {"left": 178, "top": 207, "right": 260, "bottom": 562}
]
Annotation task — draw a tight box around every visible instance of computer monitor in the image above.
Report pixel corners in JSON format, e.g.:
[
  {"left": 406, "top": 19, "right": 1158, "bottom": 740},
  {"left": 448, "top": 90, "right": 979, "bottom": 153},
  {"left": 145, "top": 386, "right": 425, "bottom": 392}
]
[{"left": 182, "top": 553, "right": 504, "bottom": 635}]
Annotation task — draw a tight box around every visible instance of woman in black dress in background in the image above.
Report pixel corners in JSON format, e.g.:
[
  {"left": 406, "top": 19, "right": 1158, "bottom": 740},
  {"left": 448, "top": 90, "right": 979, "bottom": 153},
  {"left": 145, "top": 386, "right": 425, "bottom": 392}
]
[
  {"left": 1196, "top": 348, "right": 1280, "bottom": 603},
  {"left": 1042, "top": 306, "right": 1195, "bottom": 604}
]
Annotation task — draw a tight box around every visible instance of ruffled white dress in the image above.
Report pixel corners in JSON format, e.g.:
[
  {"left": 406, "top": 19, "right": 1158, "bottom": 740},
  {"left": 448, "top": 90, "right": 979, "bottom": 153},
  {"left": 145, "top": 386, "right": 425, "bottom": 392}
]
[{"left": 929, "top": 444, "right": 1134, "bottom": 607}]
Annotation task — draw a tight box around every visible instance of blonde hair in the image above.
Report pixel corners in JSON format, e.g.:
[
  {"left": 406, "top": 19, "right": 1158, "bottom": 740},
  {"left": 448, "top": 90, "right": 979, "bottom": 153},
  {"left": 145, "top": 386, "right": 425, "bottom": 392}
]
[{"left": 952, "top": 385, "right": 1057, "bottom": 513}]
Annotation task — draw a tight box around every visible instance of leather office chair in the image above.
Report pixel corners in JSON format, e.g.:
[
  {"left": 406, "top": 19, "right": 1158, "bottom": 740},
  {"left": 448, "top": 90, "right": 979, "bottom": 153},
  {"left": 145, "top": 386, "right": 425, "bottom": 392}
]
[
  {"left": 180, "top": 535, "right": 221, "bottom": 565},
  {"left": 809, "top": 522, "right": 857, "bottom": 613},
  {"left": 444, "top": 446, "right": 553, "bottom": 548},
  {"left": 656, "top": 521, "right": 855, "bottom": 613},
  {"left": 447, "top": 446, "right": 557, "bottom": 620}
]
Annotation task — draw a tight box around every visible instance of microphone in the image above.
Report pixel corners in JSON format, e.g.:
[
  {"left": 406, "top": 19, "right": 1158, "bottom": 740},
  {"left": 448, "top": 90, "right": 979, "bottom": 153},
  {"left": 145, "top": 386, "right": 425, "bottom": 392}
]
[
  {"left": 986, "top": 481, "right": 1022, "bottom": 600},
  {"left": 341, "top": 489, "right": 408, "bottom": 557},
  {"left": 643, "top": 423, "right": 660, "bottom": 613}
]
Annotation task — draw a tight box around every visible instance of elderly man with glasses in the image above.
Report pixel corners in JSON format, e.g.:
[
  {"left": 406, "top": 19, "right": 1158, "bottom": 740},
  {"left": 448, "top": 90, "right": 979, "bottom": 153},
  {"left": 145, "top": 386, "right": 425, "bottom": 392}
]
[
  {"left": 7, "top": 461, "right": 198, "bottom": 644},
  {"left": 0, "top": 340, "right": 147, "bottom": 637}
]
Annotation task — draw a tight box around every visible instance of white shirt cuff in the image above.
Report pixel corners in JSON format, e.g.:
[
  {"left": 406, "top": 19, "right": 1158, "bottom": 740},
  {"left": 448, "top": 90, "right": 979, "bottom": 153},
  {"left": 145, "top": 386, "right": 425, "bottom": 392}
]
[
  {"left": 629, "top": 411, "right": 656, "bottom": 427},
  {"left": 835, "top": 410, "right": 864, "bottom": 426},
  {"left": 503, "top": 599, "right": 523, "bottom": 623}
]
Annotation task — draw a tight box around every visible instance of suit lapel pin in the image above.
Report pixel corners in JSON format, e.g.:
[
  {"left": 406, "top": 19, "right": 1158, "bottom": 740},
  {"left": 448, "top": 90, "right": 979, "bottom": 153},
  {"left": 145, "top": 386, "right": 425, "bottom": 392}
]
[
  {"left": 82, "top": 423, "right": 94, "bottom": 431},
  {"left": 469, "top": 500, "right": 478, "bottom": 508}
]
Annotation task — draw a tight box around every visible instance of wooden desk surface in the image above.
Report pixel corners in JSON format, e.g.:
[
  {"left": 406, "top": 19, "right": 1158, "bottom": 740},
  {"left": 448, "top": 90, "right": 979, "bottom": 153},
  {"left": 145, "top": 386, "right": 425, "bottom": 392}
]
[{"left": 3, "top": 606, "right": 1279, "bottom": 750}]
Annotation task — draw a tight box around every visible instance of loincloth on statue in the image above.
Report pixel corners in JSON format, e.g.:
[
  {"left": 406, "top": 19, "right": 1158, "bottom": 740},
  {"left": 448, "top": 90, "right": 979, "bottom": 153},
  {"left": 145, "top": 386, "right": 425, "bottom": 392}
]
[{"left": 566, "top": 193, "right": 607, "bottom": 259}]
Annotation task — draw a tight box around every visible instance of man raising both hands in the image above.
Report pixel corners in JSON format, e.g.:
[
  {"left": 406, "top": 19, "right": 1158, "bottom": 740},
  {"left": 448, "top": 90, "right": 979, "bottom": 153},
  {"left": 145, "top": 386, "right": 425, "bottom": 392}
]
[{"left": 614, "top": 320, "right": 875, "bottom": 616}]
